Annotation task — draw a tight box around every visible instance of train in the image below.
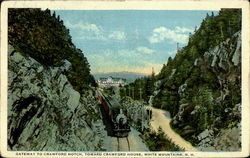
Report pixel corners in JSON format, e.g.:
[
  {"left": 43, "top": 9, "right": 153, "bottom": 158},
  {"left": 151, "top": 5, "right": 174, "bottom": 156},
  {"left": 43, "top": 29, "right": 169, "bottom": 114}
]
[{"left": 98, "top": 90, "right": 131, "bottom": 137}]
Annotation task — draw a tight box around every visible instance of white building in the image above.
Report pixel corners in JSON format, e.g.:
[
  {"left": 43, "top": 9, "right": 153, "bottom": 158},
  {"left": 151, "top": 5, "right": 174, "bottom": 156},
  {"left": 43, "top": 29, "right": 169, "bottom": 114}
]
[{"left": 97, "top": 76, "right": 126, "bottom": 88}]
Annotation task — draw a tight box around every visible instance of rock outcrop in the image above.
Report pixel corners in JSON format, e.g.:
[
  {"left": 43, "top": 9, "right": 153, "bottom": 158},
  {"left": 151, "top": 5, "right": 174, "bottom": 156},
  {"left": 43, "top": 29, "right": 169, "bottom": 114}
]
[
  {"left": 196, "top": 104, "right": 241, "bottom": 151},
  {"left": 202, "top": 31, "right": 241, "bottom": 101},
  {"left": 171, "top": 31, "right": 241, "bottom": 151},
  {"left": 119, "top": 97, "right": 149, "bottom": 131},
  {"left": 8, "top": 45, "right": 106, "bottom": 151}
]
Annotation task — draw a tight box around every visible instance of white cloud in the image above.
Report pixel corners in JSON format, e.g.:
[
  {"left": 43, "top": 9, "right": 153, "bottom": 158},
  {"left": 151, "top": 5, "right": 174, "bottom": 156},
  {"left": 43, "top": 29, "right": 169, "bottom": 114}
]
[
  {"left": 65, "top": 21, "right": 126, "bottom": 41},
  {"left": 108, "top": 31, "right": 126, "bottom": 41},
  {"left": 175, "top": 26, "right": 193, "bottom": 33},
  {"left": 65, "top": 21, "right": 102, "bottom": 35},
  {"left": 149, "top": 26, "right": 194, "bottom": 44},
  {"left": 136, "top": 46, "right": 155, "bottom": 54}
]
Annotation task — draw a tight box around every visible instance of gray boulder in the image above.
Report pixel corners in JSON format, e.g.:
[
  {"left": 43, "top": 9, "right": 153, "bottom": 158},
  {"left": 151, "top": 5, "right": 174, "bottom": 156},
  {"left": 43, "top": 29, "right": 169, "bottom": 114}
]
[{"left": 8, "top": 46, "right": 106, "bottom": 151}]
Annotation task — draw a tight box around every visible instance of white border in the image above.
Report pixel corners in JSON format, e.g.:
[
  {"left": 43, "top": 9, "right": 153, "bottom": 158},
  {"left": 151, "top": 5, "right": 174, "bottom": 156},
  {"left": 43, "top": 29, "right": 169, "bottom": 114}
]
[{"left": 1, "top": 0, "right": 249, "bottom": 157}]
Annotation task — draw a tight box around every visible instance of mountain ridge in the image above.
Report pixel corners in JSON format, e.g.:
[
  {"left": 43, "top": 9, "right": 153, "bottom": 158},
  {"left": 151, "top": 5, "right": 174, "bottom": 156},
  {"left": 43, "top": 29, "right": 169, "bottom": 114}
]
[{"left": 93, "top": 71, "right": 150, "bottom": 76}]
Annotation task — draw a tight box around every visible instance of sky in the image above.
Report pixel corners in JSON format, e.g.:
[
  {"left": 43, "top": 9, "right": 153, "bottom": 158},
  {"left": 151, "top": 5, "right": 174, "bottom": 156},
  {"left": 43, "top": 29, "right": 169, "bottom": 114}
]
[{"left": 55, "top": 10, "right": 218, "bottom": 75}]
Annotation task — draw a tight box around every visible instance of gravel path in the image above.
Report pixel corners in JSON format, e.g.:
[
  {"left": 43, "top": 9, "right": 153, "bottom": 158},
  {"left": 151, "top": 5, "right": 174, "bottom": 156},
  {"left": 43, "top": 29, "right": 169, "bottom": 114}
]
[{"left": 146, "top": 106, "right": 197, "bottom": 151}]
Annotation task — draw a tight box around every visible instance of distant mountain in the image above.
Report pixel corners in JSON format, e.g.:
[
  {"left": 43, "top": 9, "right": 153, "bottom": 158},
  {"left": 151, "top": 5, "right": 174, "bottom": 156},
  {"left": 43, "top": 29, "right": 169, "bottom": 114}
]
[{"left": 93, "top": 71, "right": 149, "bottom": 83}]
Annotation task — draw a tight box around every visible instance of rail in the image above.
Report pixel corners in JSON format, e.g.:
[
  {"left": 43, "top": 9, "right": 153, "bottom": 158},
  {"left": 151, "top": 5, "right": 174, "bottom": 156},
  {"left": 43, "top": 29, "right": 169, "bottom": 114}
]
[{"left": 117, "top": 137, "right": 130, "bottom": 151}]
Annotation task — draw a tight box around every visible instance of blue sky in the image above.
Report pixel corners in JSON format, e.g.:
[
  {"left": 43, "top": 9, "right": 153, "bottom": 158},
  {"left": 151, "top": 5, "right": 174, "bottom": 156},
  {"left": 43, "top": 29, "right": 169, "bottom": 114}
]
[{"left": 55, "top": 10, "right": 218, "bottom": 74}]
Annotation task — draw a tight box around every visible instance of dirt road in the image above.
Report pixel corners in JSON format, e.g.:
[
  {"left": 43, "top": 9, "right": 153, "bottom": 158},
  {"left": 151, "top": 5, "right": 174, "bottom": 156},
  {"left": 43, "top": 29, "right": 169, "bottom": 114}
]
[{"left": 146, "top": 106, "right": 197, "bottom": 151}]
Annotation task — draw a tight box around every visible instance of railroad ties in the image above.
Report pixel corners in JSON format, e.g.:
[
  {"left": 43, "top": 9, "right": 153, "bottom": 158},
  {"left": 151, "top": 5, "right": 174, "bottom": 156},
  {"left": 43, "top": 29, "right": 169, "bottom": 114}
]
[{"left": 117, "top": 137, "right": 130, "bottom": 151}]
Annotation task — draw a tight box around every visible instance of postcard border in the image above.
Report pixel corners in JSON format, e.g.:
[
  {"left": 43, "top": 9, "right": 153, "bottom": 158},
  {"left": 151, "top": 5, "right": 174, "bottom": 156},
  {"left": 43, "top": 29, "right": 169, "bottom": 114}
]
[{"left": 1, "top": 0, "right": 249, "bottom": 157}]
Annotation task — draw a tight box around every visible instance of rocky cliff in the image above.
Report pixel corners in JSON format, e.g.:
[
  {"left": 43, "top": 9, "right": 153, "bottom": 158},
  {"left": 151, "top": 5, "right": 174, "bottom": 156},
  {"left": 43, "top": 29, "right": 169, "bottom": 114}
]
[
  {"left": 8, "top": 45, "right": 106, "bottom": 151},
  {"left": 117, "top": 9, "right": 242, "bottom": 151},
  {"left": 171, "top": 31, "right": 241, "bottom": 151},
  {"left": 119, "top": 97, "right": 150, "bottom": 131}
]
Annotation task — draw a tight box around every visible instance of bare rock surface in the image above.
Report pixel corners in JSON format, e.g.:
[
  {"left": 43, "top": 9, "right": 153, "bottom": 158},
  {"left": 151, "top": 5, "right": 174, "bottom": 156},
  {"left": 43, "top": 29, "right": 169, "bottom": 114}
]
[
  {"left": 8, "top": 46, "right": 106, "bottom": 151},
  {"left": 171, "top": 31, "right": 241, "bottom": 151},
  {"left": 203, "top": 31, "right": 241, "bottom": 100},
  {"left": 120, "top": 97, "right": 150, "bottom": 130}
]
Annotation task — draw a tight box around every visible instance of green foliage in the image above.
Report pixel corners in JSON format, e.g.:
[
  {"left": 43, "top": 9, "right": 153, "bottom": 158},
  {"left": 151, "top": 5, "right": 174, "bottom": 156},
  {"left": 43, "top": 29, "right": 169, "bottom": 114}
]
[
  {"left": 121, "top": 9, "right": 241, "bottom": 113},
  {"left": 152, "top": 88, "right": 179, "bottom": 117},
  {"left": 119, "top": 76, "right": 154, "bottom": 102},
  {"left": 103, "top": 87, "right": 115, "bottom": 96},
  {"left": 9, "top": 9, "right": 70, "bottom": 66},
  {"left": 191, "top": 88, "right": 215, "bottom": 131},
  {"left": 188, "top": 9, "right": 241, "bottom": 53},
  {"left": 224, "top": 80, "right": 241, "bottom": 108},
  {"left": 8, "top": 8, "right": 96, "bottom": 93},
  {"left": 141, "top": 127, "right": 184, "bottom": 151},
  {"left": 152, "top": 9, "right": 241, "bottom": 119},
  {"left": 121, "top": 9, "right": 241, "bottom": 145}
]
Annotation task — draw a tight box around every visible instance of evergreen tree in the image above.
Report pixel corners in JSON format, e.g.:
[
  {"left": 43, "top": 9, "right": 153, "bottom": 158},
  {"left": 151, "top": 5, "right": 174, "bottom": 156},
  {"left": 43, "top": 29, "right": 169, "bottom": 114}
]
[{"left": 8, "top": 8, "right": 96, "bottom": 94}]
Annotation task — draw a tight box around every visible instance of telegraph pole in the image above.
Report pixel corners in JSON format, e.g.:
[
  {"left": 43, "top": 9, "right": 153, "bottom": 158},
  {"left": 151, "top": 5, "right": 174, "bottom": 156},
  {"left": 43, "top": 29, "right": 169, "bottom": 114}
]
[
  {"left": 139, "top": 88, "right": 142, "bottom": 100},
  {"left": 139, "top": 81, "right": 143, "bottom": 101},
  {"left": 141, "top": 105, "right": 144, "bottom": 132},
  {"left": 128, "top": 85, "right": 131, "bottom": 97},
  {"left": 125, "top": 87, "right": 127, "bottom": 96},
  {"left": 132, "top": 87, "right": 135, "bottom": 99}
]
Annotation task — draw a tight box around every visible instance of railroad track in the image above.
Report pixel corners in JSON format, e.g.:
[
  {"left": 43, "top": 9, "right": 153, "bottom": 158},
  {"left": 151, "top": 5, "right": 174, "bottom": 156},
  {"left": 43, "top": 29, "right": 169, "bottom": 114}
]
[
  {"left": 126, "top": 137, "right": 130, "bottom": 151},
  {"left": 117, "top": 137, "right": 120, "bottom": 151},
  {"left": 117, "top": 137, "right": 130, "bottom": 151}
]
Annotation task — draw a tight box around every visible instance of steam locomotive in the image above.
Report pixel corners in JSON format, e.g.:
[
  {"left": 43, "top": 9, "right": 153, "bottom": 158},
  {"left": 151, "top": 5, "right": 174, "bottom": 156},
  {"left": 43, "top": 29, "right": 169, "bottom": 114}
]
[{"left": 98, "top": 91, "right": 130, "bottom": 137}]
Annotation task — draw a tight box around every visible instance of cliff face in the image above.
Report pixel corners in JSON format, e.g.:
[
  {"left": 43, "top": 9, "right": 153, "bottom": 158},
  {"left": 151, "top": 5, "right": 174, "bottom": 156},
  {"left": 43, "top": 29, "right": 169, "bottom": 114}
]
[
  {"left": 197, "top": 31, "right": 241, "bottom": 101},
  {"left": 8, "top": 45, "right": 105, "bottom": 151},
  {"left": 171, "top": 31, "right": 241, "bottom": 151},
  {"left": 120, "top": 97, "right": 149, "bottom": 130}
]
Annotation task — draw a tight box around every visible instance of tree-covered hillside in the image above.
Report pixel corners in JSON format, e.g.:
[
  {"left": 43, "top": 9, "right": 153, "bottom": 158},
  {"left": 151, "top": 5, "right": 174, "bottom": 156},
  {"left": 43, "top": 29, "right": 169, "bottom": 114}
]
[
  {"left": 119, "top": 75, "right": 155, "bottom": 102},
  {"left": 154, "top": 8, "right": 241, "bottom": 121},
  {"left": 8, "top": 8, "right": 96, "bottom": 93},
  {"left": 120, "top": 9, "right": 241, "bottom": 147}
]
